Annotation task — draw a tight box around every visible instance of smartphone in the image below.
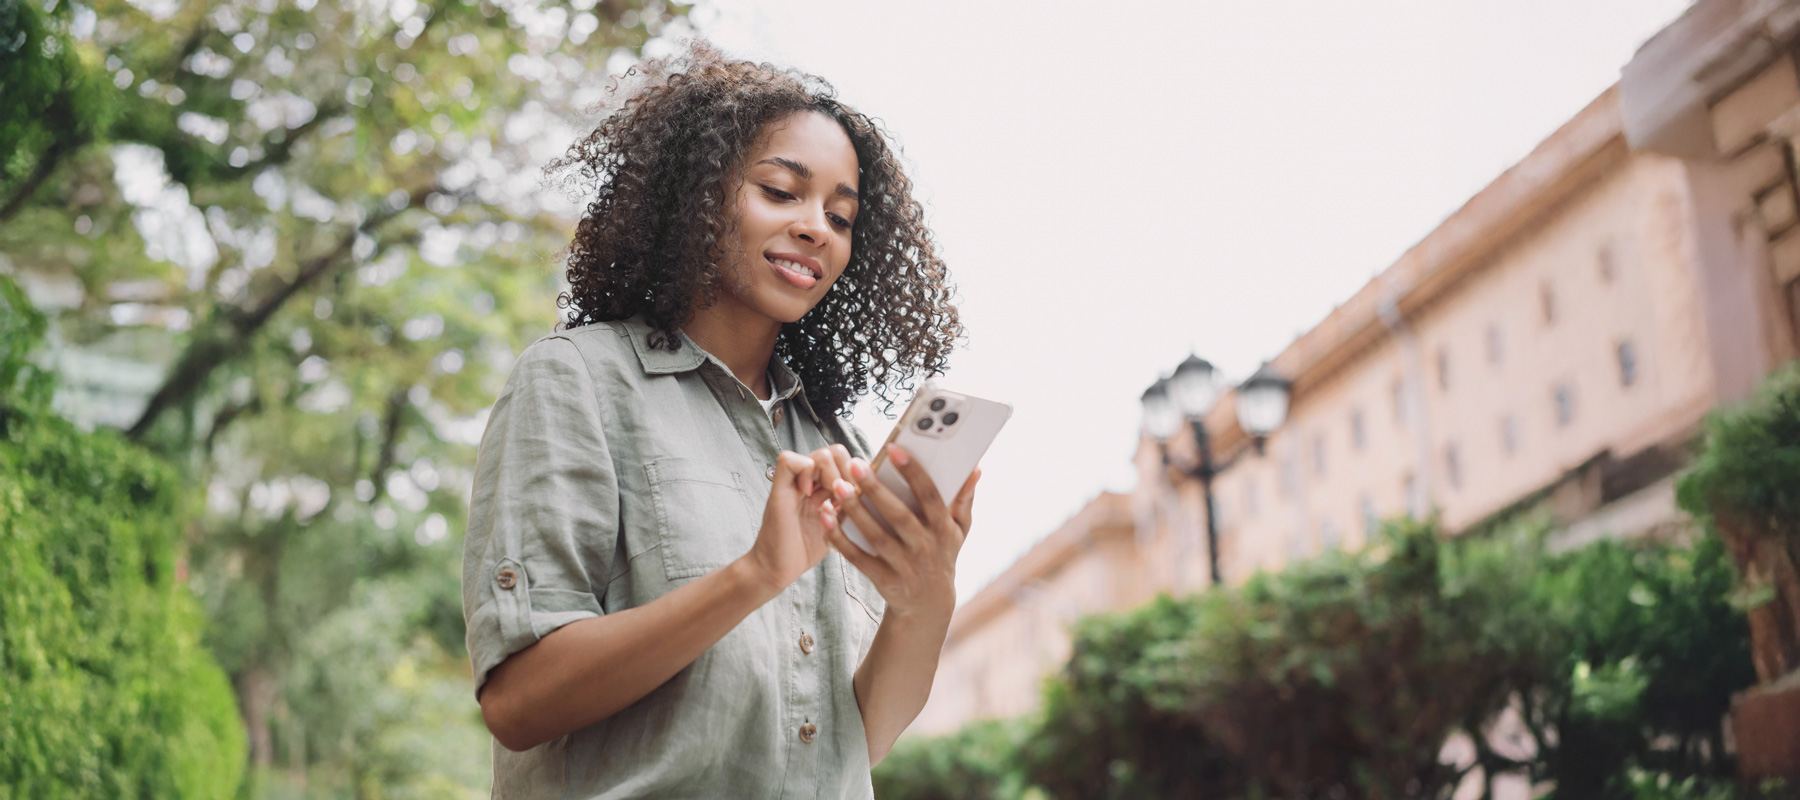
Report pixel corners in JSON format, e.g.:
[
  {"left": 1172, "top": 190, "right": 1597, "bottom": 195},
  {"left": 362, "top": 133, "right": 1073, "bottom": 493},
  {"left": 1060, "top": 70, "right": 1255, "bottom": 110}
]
[{"left": 841, "top": 381, "right": 1013, "bottom": 556}]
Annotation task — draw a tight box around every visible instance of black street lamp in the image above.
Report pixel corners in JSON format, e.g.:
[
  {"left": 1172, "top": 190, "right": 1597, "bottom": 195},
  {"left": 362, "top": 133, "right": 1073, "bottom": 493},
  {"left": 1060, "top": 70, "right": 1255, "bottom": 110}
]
[{"left": 1141, "top": 358, "right": 1291, "bottom": 587}]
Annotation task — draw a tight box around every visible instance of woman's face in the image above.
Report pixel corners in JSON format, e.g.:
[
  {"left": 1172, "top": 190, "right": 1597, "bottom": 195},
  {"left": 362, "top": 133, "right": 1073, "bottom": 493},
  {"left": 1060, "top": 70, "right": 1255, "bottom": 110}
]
[{"left": 718, "top": 111, "right": 861, "bottom": 324}]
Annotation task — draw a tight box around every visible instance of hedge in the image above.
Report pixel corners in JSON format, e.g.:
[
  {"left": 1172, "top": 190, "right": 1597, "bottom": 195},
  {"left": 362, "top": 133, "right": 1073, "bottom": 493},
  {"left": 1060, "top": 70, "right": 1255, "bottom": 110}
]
[{"left": 0, "top": 277, "right": 245, "bottom": 798}]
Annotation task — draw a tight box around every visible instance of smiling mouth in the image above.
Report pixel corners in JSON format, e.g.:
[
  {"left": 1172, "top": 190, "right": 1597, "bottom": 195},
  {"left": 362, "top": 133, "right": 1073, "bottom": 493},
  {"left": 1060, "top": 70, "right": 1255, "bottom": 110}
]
[{"left": 767, "top": 254, "right": 822, "bottom": 288}]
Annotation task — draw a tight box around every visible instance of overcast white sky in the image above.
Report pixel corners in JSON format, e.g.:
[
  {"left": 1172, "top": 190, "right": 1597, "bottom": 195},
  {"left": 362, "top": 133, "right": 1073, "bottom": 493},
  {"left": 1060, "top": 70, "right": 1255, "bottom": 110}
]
[{"left": 682, "top": 0, "right": 1692, "bottom": 601}]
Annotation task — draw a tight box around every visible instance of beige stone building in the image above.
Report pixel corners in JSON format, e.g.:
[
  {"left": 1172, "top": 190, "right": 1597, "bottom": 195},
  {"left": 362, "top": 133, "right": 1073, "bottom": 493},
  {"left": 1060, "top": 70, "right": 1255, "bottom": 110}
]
[{"left": 915, "top": 0, "right": 1800, "bottom": 739}]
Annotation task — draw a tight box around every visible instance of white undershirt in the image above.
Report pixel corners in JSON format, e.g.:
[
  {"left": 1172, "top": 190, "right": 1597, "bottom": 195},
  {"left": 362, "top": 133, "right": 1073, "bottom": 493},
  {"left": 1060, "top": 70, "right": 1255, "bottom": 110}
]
[{"left": 757, "top": 371, "right": 780, "bottom": 416}]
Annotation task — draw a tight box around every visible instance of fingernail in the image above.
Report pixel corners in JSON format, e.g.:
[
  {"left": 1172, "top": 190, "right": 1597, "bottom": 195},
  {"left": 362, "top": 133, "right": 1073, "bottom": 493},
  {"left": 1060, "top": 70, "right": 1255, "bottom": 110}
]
[
  {"left": 835, "top": 479, "right": 856, "bottom": 498},
  {"left": 850, "top": 460, "right": 868, "bottom": 479},
  {"left": 888, "top": 444, "right": 909, "bottom": 465}
]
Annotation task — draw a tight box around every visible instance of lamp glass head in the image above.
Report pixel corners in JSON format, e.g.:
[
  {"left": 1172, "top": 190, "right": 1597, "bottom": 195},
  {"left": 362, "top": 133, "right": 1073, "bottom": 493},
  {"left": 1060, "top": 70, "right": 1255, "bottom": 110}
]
[
  {"left": 1169, "top": 354, "right": 1218, "bottom": 417},
  {"left": 1235, "top": 363, "right": 1292, "bottom": 436},
  {"left": 1140, "top": 379, "right": 1182, "bottom": 442}
]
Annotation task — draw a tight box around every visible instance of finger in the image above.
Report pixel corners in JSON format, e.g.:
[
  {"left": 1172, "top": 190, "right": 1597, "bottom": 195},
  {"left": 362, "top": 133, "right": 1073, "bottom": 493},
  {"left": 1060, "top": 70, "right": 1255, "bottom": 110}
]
[
  {"left": 809, "top": 447, "right": 843, "bottom": 497},
  {"left": 849, "top": 456, "right": 933, "bottom": 548},
  {"left": 826, "top": 523, "right": 900, "bottom": 586},
  {"left": 775, "top": 450, "right": 817, "bottom": 497},
  {"left": 829, "top": 444, "right": 856, "bottom": 488},
  {"left": 884, "top": 444, "right": 949, "bottom": 532},
  {"left": 837, "top": 490, "right": 911, "bottom": 569},
  {"left": 951, "top": 467, "right": 980, "bottom": 535}
]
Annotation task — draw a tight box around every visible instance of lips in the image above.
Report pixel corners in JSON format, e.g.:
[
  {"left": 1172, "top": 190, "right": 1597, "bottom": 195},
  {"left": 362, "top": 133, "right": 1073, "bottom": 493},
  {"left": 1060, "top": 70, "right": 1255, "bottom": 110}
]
[{"left": 767, "top": 253, "right": 821, "bottom": 289}]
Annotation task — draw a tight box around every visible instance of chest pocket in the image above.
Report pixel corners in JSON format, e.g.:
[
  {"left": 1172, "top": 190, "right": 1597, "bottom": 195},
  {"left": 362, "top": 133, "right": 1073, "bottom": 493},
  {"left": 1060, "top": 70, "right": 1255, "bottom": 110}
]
[{"left": 645, "top": 458, "right": 759, "bottom": 581}]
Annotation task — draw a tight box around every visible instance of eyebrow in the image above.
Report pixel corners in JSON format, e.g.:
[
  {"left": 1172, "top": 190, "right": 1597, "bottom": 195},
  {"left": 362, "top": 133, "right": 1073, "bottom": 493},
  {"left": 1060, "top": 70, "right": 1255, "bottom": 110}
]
[{"left": 757, "top": 157, "right": 860, "bottom": 204}]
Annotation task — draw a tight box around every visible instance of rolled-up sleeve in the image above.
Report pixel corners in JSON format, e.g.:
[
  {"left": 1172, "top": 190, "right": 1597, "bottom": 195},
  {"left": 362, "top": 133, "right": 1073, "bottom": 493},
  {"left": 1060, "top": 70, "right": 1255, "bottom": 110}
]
[{"left": 462, "top": 336, "right": 617, "bottom": 695}]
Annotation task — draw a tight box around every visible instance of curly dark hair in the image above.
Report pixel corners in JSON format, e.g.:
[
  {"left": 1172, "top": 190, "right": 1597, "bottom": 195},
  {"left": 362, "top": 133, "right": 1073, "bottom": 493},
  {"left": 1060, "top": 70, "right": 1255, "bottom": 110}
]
[{"left": 546, "top": 42, "right": 962, "bottom": 418}]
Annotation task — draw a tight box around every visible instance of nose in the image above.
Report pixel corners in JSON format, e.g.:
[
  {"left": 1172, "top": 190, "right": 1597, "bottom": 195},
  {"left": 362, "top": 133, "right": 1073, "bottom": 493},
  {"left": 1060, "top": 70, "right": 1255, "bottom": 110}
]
[{"left": 790, "top": 205, "right": 829, "bottom": 246}]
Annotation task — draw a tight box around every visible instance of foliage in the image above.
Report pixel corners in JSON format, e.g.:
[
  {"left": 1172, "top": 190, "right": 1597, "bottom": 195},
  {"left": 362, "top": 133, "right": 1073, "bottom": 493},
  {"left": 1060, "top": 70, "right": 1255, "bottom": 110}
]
[
  {"left": 1, "top": 0, "right": 690, "bottom": 794},
  {"left": 1675, "top": 364, "right": 1800, "bottom": 685},
  {"left": 0, "top": 275, "right": 246, "bottom": 799},
  {"left": 872, "top": 519, "right": 1753, "bottom": 800},
  {"left": 872, "top": 718, "right": 1039, "bottom": 800},
  {"left": 1517, "top": 534, "right": 1753, "bottom": 799},
  {"left": 1678, "top": 364, "right": 1800, "bottom": 531}
]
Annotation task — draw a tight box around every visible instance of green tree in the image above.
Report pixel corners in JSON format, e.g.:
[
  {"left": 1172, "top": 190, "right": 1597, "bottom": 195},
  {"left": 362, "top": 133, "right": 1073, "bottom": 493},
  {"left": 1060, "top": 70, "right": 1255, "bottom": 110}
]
[{"left": 2, "top": 0, "right": 687, "bottom": 793}]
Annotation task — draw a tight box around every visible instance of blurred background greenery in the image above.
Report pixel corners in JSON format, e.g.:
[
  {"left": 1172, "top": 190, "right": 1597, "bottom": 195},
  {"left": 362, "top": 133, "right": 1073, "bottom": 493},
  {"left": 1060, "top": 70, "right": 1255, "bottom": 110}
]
[{"left": 2, "top": 0, "right": 687, "bottom": 795}]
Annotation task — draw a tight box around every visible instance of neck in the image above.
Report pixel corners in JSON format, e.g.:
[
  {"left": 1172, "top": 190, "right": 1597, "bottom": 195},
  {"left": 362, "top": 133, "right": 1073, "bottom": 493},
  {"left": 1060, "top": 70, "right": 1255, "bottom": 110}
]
[{"left": 683, "top": 300, "right": 782, "bottom": 400}]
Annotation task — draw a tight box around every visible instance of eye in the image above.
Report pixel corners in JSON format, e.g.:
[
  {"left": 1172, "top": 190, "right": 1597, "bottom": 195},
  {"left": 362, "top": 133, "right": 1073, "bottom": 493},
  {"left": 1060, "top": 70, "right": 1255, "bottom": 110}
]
[
  {"left": 760, "top": 185, "right": 796, "bottom": 202},
  {"left": 828, "top": 214, "right": 853, "bottom": 230}
]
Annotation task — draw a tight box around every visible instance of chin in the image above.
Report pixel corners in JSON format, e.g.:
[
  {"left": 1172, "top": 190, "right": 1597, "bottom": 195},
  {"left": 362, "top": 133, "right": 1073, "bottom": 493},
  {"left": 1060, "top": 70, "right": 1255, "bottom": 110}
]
[{"left": 750, "top": 288, "right": 826, "bottom": 325}]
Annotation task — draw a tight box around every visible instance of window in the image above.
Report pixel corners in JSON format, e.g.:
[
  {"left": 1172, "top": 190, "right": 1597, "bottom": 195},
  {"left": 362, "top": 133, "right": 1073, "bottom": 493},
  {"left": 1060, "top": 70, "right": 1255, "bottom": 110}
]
[
  {"left": 1501, "top": 415, "right": 1519, "bottom": 457},
  {"left": 1350, "top": 408, "right": 1366, "bottom": 452},
  {"left": 1360, "top": 494, "right": 1379, "bottom": 536},
  {"left": 1554, "top": 383, "right": 1576, "bottom": 426},
  {"left": 1486, "top": 323, "right": 1503, "bottom": 365},
  {"left": 1313, "top": 433, "right": 1327, "bottom": 477},
  {"left": 1279, "top": 457, "right": 1298, "bottom": 500},
  {"left": 1617, "top": 340, "right": 1638, "bottom": 388},
  {"left": 1403, "top": 472, "right": 1422, "bottom": 519},
  {"left": 1436, "top": 347, "right": 1451, "bottom": 392},
  {"left": 1391, "top": 376, "right": 1407, "bottom": 424},
  {"left": 1598, "top": 242, "right": 1618, "bottom": 284},
  {"left": 1540, "top": 281, "right": 1557, "bottom": 326},
  {"left": 1243, "top": 477, "right": 1260, "bottom": 518},
  {"left": 1444, "top": 443, "right": 1462, "bottom": 490},
  {"left": 1319, "top": 519, "right": 1341, "bottom": 550}
]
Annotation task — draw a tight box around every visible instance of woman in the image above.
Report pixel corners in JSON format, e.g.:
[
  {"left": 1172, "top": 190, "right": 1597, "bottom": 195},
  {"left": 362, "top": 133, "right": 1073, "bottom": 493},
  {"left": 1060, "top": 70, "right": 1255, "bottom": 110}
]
[{"left": 461, "top": 43, "right": 978, "bottom": 799}]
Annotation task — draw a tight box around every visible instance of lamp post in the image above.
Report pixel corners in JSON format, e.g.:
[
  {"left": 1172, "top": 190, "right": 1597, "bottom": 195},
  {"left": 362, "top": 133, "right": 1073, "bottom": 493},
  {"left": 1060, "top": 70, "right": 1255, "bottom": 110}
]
[{"left": 1142, "top": 358, "right": 1291, "bottom": 587}]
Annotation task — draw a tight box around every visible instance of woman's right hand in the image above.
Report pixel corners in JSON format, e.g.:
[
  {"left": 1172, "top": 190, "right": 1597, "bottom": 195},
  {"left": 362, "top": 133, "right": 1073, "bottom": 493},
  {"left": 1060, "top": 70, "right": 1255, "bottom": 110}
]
[{"left": 743, "top": 446, "right": 859, "bottom": 591}]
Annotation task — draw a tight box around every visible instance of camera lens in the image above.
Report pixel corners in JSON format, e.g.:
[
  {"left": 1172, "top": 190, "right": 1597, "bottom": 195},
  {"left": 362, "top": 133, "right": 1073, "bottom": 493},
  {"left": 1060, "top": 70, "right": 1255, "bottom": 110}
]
[
  {"left": 929, "top": 398, "right": 947, "bottom": 412},
  {"left": 942, "top": 412, "right": 960, "bottom": 426},
  {"left": 917, "top": 416, "right": 935, "bottom": 430}
]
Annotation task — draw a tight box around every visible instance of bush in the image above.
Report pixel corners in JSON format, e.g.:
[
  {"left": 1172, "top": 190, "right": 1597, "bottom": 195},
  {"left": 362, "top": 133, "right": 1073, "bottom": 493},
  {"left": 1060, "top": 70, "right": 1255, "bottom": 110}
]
[
  {"left": 0, "top": 277, "right": 246, "bottom": 798},
  {"left": 887, "top": 518, "right": 1752, "bottom": 800},
  {"left": 873, "top": 718, "right": 1037, "bottom": 800}
]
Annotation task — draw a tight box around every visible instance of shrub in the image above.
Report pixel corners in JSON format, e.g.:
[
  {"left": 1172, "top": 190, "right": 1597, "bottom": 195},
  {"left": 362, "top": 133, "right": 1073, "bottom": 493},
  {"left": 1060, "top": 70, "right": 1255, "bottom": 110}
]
[
  {"left": 873, "top": 718, "right": 1037, "bottom": 800},
  {"left": 0, "top": 277, "right": 246, "bottom": 798},
  {"left": 1007, "top": 519, "right": 1750, "bottom": 800}
]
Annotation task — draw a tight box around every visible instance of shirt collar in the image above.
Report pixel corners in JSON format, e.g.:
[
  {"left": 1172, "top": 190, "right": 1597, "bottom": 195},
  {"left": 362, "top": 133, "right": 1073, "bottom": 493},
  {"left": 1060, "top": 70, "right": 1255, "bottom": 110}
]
[
  {"left": 621, "top": 316, "right": 707, "bottom": 375},
  {"left": 621, "top": 316, "right": 824, "bottom": 425}
]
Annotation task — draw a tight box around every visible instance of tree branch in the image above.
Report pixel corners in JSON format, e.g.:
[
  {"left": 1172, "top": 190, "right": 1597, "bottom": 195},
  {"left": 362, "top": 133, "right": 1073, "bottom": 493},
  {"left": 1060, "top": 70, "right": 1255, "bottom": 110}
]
[
  {"left": 0, "top": 135, "right": 82, "bottom": 225},
  {"left": 367, "top": 387, "right": 408, "bottom": 500},
  {"left": 212, "top": 100, "right": 349, "bottom": 182},
  {"left": 126, "top": 185, "right": 433, "bottom": 441}
]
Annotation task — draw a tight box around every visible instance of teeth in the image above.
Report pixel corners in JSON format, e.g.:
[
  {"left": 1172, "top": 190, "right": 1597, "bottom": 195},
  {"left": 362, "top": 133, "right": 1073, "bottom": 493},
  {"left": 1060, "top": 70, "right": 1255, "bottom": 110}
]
[{"left": 771, "top": 258, "right": 817, "bottom": 279}]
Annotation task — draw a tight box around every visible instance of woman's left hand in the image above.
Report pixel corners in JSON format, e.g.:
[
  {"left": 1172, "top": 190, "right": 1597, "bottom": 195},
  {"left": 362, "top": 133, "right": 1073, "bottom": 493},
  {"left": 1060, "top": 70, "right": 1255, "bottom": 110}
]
[{"left": 825, "top": 443, "right": 979, "bottom": 621}]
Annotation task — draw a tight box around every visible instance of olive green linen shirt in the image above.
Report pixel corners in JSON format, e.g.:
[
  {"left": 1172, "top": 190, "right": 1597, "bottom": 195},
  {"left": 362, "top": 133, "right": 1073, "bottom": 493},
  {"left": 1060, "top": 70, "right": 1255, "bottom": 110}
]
[{"left": 461, "top": 317, "right": 887, "bottom": 800}]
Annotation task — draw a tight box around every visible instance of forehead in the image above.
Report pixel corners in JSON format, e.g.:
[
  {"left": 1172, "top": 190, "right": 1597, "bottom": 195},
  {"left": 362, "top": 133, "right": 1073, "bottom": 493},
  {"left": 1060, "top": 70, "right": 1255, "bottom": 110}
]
[{"left": 752, "top": 112, "right": 859, "bottom": 189}]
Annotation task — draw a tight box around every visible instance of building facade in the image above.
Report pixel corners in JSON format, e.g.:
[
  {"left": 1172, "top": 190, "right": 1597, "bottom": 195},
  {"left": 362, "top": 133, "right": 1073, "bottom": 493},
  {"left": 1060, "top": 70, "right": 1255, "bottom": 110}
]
[{"left": 916, "top": 0, "right": 1800, "bottom": 738}]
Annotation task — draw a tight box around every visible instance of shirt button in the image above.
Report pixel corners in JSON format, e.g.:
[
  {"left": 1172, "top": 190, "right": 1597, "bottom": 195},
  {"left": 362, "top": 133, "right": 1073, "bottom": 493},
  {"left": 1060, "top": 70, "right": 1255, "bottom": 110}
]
[
  {"left": 764, "top": 465, "right": 776, "bottom": 481},
  {"left": 798, "top": 723, "right": 818, "bottom": 743},
  {"left": 799, "top": 633, "right": 815, "bottom": 654},
  {"left": 496, "top": 568, "right": 517, "bottom": 590},
  {"left": 771, "top": 406, "right": 785, "bottom": 426}
]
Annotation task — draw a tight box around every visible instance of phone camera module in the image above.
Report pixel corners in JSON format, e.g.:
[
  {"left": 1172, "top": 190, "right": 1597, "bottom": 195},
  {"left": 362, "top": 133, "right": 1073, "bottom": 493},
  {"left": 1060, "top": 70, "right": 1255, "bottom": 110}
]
[
  {"left": 916, "top": 416, "right": 935, "bottom": 431},
  {"left": 942, "top": 411, "right": 960, "bottom": 426},
  {"left": 929, "top": 398, "right": 947, "bottom": 412}
]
